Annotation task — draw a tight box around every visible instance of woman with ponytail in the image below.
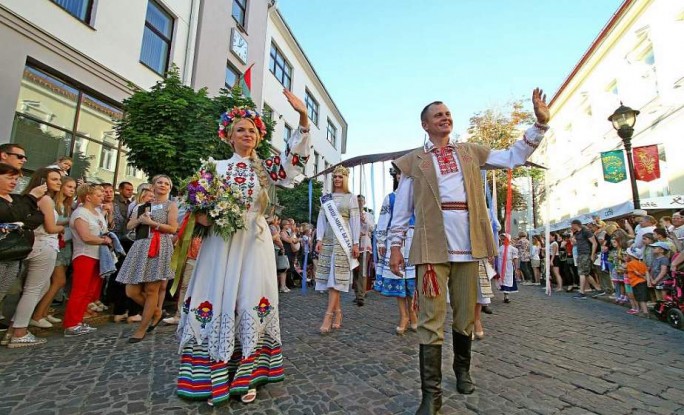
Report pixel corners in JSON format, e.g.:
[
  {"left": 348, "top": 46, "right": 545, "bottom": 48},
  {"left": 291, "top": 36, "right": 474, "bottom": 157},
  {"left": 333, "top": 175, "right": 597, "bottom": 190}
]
[{"left": 177, "top": 89, "right": 310, "bottom": 406}]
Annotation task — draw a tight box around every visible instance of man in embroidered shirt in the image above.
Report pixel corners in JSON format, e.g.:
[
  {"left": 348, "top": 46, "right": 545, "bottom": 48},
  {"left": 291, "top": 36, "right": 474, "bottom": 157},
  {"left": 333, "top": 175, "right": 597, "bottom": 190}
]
[{"left": 389, "top": 89, "right": 549, "bottom": 414}]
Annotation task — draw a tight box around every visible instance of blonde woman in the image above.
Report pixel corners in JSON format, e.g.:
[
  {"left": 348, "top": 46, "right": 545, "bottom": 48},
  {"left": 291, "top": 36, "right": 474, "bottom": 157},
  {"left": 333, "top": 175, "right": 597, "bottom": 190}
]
[
  {"left": 31, "top": 176, "right": 77, "bottom": 327},
  {"left": 314, "top": 166, "right": 361, "bottom": 333},
  {"left": 116, "top": 175, "right": 178, "bottom": 343},
  {"left": 177, "top": 89, "right": 310, "bottom": 406}
]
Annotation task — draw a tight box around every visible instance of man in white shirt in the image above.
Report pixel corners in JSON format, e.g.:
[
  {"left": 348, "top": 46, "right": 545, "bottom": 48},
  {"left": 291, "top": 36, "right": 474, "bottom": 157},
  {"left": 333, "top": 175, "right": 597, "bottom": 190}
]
[
  {"left": 389, "top": 89, "right": 549, "bottom": 414},
  {"left": 353, "top": 195, "right": 375, "bottom": 306}
]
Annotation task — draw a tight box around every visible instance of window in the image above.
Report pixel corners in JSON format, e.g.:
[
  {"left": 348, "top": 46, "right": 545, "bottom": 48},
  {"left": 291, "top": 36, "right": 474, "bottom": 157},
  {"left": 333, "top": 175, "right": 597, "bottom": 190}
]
[
  {"left": 232, "top": 0, "right": 247, "bottom": 27},
  {"left": 51, "top": 0, "right": 93, "bottom": 23},
  {"left": 100, "top": 145, "right": 116, "bottom": 170},
  {"left": 283, "top": 123, "right": 292, "bottom": 142},
  {"left": 140, "top": 1, "right": 174, "bottom": 76},
  {"left": 269, "top": 42, "right": 292, "bottom": 90},
  {"left": 313, "top": 151, "right": 320, "bottom": 175},
  {"left": 11, "top": 65, "right": 146, "bottom": 188},
  {"left": 225, "top": 63, "right": 239, "bottom": 88},
  {"left": 305, "top": 90, "right": 319, "bottom": 126},
  {"left": 326, "top": 118, "right": 337, "bottom": 148}
]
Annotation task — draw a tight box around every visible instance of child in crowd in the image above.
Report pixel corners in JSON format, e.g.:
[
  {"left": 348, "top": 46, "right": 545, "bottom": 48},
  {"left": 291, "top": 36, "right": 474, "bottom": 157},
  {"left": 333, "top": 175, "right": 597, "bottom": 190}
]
[
  {"left": 641, "top": 233, "right": 655, "bottom": 268},
  {"left": 624, "top": 247, "right": 649, "bottom": 317},
  {"left": 647, "top": 241, "right": 671, "bottom": 301},
  {"left": 610, "top": 238, "right": 626, "bottom": 304}
]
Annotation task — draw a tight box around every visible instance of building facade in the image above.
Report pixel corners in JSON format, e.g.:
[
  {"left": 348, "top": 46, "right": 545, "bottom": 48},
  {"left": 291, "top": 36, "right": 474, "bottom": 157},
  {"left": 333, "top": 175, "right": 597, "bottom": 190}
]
[
  {"left": 0, "top": 0, "right": 198, "bottom": 188},
  {"left": 260, "top": 8, "right": 347, "bottom": 186},
  {"left": 535, "top": 0, "right": 684, "bottom": 225}
]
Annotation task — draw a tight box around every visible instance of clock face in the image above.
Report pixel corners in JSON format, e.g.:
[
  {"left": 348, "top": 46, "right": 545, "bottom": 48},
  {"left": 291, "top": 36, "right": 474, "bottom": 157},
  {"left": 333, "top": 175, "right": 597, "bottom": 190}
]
[{"left": 231, "top": 28, "right": 248, "bottom": 64}]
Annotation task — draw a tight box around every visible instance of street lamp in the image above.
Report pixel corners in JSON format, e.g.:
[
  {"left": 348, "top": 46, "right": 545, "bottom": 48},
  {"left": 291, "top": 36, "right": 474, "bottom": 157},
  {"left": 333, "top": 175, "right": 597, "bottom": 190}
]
[{"left": 608, "top": 103, "right": 641, "bottom": 209}]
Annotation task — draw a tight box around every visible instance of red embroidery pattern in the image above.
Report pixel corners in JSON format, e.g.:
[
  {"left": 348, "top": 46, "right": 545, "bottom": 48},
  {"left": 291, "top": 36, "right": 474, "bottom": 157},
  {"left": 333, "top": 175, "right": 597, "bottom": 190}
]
[
  {"left": 431, "top": 147, "right": 459, "bottom": 175},
  {"left": 448, "top": 250, "right": 472, "bottom": 255},
  {"left": 441, "top": 201, "right": 468, "bottom": 211},
  {"left": 523, "top": 132, "right": 539, "bottom": 149},
  {"left": 225, "top": 161, "right": 256, "bottom": 210}
]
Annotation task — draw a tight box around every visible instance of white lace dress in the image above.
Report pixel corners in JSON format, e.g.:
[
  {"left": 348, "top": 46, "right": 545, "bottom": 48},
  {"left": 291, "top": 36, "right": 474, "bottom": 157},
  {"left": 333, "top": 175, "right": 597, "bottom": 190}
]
[{"left": 176, "top": 127, "right": 310, "bottom": 403}]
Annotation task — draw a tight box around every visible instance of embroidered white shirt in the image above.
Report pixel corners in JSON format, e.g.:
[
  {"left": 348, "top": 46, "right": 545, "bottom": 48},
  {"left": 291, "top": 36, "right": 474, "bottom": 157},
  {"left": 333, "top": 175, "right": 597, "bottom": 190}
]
[{"left": 390, "top": 124, "right": 547, "bottom": 262}]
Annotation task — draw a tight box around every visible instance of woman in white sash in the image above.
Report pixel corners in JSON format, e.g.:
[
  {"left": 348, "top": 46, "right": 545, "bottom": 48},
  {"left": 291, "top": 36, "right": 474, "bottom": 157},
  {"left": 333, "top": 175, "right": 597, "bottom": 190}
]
[
  {"left": 314, "top": 166, "right": 360, "bottom": 334},
  {"left": 374, "top": 165, "right": 418, "bottom": 335}
]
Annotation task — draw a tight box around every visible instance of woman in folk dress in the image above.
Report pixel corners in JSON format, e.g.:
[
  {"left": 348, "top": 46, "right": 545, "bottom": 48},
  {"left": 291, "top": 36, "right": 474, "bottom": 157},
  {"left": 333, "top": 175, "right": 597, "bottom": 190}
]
[
  {"left": 374, "top": 165, "right": 418, "bottom": 335},
  {"left": 314, "top": 165, "right": 360, "bottom": 334},
  {"left": 177, "top": 89, "right": 310, "bottom": 406}
]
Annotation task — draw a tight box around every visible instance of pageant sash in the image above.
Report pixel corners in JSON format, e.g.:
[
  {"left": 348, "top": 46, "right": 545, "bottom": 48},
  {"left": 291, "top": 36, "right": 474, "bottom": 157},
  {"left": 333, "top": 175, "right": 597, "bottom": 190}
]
[{"left": 320, "top": 193, "right": 359, "bottom": 270}]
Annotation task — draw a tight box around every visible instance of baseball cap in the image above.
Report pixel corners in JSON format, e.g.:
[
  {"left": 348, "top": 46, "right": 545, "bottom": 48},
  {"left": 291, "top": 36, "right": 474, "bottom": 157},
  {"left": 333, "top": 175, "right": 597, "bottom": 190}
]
[
  {"left": 625, "top": 246, "right": 643, "bottom": 260},
  {"left": 632, "top": 209, "right": 647, "bottom": 216},
  {"left": 649, "top": 241, "right": 670, "bottom": 251}
]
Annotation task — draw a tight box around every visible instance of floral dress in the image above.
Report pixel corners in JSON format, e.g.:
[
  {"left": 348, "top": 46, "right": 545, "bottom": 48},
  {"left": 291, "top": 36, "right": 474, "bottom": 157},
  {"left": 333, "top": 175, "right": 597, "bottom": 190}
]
[{"left": 177, "top": 127, "right": 310, "bottom": 404}]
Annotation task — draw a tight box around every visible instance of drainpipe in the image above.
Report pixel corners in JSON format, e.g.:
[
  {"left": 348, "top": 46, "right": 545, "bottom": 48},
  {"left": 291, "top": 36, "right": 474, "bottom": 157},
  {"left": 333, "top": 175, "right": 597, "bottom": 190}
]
[{"left": 182, "top": 0, "right": 200, "bottom": 86}]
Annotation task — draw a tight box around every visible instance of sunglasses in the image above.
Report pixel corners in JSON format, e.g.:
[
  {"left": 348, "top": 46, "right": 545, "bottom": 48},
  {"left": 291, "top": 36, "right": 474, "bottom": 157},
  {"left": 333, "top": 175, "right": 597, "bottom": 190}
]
[{"left": 7, "top": 152, "right": 27, "bottom": 160}]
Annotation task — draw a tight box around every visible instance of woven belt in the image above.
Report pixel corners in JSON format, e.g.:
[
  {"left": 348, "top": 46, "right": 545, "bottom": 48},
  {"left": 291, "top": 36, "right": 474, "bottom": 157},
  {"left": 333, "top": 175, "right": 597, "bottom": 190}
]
[{"left": 441, "top": 201, "right": 468, "bottom": 211}]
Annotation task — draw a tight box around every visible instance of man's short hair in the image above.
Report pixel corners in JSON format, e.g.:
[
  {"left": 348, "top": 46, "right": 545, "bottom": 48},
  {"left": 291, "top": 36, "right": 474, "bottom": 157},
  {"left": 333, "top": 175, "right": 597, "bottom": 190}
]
[
  {"left": 420, "top": 101, "right": 444, "bottom": 122},
  {"left": 571, "top": 219, "right": 582, "bottom": 226},
  {"left": 118, "top": 181, "right": 133, "bottom": 189},
  {"left": 357, "top": 194, "right": 365, "bottom": 199},
  {"left": 101, "top": 182, "right": 114, "bottom": 189},
  {"left": 0, "top": 143, "right": 24, "bottom": 154},
  {"left": 518, "top": 231, "right": 527, "bottom": 238}
]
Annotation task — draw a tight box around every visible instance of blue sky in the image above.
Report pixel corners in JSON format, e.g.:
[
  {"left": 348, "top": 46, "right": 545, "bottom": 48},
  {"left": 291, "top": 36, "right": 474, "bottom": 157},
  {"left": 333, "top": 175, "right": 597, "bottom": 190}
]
[{"left": 278, "top": 0, "right": 625, "bottom": 158}]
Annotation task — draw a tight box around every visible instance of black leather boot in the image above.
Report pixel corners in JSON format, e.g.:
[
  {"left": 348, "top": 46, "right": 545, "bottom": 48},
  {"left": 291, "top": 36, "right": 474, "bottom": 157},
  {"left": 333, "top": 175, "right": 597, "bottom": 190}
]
[
  {"left": 415, "top": 344, "right": 443, "bottom": 414},
  {"left": 452, "top": 330, "right": 475, "bottom": 394}
]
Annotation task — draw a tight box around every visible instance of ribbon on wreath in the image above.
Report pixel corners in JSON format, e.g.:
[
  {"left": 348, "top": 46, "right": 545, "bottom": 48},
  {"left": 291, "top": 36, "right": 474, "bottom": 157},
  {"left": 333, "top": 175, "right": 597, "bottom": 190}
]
[{"left": 170, "top": 212, "right": 197, "bottom": 296}]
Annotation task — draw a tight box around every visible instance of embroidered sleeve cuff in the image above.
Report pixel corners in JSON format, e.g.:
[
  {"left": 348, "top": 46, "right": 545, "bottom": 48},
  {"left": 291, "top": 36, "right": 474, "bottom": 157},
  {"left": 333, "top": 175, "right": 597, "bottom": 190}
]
[
  {"left": 298, "top": 126, "right": 310, "bottom": 134},
  {"left": 534, "top": 122, "right": 550, "bottom": 132},
  {"left": 523, "top": 124, "right": 547, "bottom": 148}
]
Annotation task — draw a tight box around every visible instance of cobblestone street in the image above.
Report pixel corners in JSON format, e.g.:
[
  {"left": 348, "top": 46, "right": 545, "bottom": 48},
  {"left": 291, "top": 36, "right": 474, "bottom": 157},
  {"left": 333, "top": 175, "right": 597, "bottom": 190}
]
[{"left": 1, "top": 285, "right": 683, "bottom": 415}]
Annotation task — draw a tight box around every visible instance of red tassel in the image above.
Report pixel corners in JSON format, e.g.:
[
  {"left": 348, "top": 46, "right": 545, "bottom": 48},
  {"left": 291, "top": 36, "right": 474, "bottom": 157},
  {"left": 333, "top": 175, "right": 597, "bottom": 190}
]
[
  {"left": 412, "top": 288, "right": 419, "bottom": 311},
  {"left": 422, "top": 264, "right": 441, "bottom": 298}
]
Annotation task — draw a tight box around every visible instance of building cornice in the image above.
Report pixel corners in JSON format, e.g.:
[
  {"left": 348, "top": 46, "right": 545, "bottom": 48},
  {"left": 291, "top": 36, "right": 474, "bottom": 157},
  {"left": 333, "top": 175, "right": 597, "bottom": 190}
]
[{"left": 270, "top": 7, "right": 348, "bottom": 153}]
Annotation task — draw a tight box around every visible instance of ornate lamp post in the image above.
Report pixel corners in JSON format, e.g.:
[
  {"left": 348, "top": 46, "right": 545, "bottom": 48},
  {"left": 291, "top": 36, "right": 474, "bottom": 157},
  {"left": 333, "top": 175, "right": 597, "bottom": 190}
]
[{"left": 608, "top": 103, "right": 641, "bottom": 209}]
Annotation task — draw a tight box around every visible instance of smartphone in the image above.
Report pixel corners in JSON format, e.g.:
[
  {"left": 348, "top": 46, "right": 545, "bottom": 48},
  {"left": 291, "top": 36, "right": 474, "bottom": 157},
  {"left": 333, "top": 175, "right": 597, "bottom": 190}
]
[{"left": 40, "top": 178, "right": 46, "bottom": 186}]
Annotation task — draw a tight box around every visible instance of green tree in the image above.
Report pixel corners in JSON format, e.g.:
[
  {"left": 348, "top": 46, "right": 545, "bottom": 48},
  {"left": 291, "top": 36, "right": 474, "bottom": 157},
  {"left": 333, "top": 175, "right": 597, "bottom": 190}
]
[
  {"left": 116, "top": 66, "right": 273, "bottom": 187},
  {"left": 467, "top": 100, "right": 543, "bottom": 225},
  {"left": 276, "top": 179, "right": 323, "bottom": 224}
]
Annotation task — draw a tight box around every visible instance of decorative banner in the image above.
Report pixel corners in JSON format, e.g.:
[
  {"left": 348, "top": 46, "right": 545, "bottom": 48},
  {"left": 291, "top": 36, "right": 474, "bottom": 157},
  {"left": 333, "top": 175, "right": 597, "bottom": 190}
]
[
  {"left": 600, "top": 150, "right": 627, "bottom": 183},
  {"left": 633, "top": 145, "right": 661, "bottom": 182}
]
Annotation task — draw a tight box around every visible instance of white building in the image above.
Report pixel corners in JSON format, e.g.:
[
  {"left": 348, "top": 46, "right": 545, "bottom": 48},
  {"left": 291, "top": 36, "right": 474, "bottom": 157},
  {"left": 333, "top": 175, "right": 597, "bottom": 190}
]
[
  {"left": 0, "top": 0, "right": 197, "bottom": 188},
  {"left": 260, "top": 8, "right": 347, "bottom": 188},
  {"left": 536, "top": 0, "right": 684, "bottom": 225}
]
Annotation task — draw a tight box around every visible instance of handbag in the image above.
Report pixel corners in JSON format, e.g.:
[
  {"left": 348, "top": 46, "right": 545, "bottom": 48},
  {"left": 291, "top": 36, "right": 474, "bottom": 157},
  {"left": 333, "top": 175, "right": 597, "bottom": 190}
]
[
  {"left": 0, "top": 227, "right": 34, "bottom": 261},
  {"left": 276, "top": 251, "right": 290, "bottom": 270}
]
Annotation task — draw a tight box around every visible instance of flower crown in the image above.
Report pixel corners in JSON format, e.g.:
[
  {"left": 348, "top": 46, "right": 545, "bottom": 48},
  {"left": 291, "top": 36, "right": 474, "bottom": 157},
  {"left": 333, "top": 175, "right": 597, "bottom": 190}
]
[
  {"left": 333, "top": 165, "right": 350, "bottom": 177},
  {"left": 218, "top": 107, "right": 267, "bottom": 140}
]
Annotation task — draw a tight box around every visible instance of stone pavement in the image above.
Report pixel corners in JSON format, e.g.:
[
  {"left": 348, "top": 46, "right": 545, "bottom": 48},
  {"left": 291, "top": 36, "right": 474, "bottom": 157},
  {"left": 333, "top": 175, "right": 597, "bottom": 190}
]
[{"left": 1, "top": 285, "right": 683, "bottom": 415}]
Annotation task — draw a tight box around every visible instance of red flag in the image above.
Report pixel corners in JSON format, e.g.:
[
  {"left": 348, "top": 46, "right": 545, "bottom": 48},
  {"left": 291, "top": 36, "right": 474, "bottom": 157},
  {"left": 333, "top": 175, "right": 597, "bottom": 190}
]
[
  {"left": 633, "top": 145, "right": 660, "bottom": 182},
  {"left": 243, "top": 64, "right": 252, "bottom": 91}
]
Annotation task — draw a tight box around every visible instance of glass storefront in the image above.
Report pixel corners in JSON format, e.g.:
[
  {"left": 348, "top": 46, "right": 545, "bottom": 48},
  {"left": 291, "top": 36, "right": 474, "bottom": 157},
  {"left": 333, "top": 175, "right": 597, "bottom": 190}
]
[{"left": 11, "top": 65, "right": 147, "bottom": 189}]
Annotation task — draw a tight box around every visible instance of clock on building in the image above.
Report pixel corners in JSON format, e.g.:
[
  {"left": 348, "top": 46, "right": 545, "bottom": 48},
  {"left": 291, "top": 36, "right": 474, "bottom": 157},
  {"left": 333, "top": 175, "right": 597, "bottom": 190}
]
[{"left": 230, "top": 28, "right": 248, "bottom": 64}]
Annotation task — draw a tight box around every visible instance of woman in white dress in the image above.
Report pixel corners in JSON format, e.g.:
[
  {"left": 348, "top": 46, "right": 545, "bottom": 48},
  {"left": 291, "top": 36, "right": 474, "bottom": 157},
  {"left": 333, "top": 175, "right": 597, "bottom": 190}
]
[
  {"left": 177, "top": 89, "right": 310, "bottom": 406},
  {"left": 314, "top": 166, "right": 360, "bottom": 334},
  {"left": 374, "top": 165, "right": 418, "bottom": 335}
]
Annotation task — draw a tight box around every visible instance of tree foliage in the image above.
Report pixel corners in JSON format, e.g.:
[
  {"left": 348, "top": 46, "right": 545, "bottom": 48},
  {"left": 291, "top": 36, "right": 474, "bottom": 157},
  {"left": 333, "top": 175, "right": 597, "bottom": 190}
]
[
  {"left": 466, "top": 100, "right": 543, "bottom": 225},
  {"left": 116, "top": 66, "right": 273, "bottom": 188},
  {"left": 276, "top": 179, "right": 323, "bottom": 225}
]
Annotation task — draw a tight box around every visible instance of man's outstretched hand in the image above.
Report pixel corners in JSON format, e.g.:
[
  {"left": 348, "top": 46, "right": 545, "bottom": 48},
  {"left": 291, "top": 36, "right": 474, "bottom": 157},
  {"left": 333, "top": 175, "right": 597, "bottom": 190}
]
[{"left": 533, "top": 88, "right": 550, "bottom": 125}]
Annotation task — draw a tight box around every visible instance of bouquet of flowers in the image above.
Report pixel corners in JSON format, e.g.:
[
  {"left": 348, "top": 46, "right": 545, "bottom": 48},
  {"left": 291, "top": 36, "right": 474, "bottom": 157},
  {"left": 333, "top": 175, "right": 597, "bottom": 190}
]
[{"left": 178, "top": 159, "right": 247, "bottom": 240}]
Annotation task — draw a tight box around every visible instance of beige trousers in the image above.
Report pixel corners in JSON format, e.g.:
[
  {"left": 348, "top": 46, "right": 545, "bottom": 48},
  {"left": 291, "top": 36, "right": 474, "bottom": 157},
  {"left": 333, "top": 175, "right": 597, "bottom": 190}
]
[{"left": 416, "top": 262, "right": 478, "bottom": 345}]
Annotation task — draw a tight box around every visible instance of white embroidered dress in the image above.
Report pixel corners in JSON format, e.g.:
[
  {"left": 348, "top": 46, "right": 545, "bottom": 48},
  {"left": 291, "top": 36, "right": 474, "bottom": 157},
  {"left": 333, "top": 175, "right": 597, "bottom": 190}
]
[{"left": 177, "top": 127, "right": 310, "bottom": 399}]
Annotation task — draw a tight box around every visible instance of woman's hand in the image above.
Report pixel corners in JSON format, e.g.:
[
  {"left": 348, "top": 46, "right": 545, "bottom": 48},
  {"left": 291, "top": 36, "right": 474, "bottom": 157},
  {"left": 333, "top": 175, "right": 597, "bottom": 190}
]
[
  {"left": 378, "top": 246, "right": 386, "bottom": 257},
  {"left": 352, "top": 244, "right": 360, "bottom": 258},
  {"left": 195, "top": 213, "right": 211, "bottom": 227},
  {"left": 315, "top": 241, "right": 322, "bottom": 253},
  {"left": 101, "top": 235, "right": 112, "bottom": 246},
  {"left": 29, "top": 184, "right": 48, "bottom": 199},
  {"left": 283, "top": 89, "right": 309, "bottom": 129},
  {"left": 138, "top": 212, "right": 154, "bottom": 226}
]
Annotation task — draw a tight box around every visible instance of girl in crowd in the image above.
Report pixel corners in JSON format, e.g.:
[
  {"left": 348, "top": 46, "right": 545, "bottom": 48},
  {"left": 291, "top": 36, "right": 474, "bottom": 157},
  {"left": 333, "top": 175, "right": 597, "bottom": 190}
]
[
  {"left": 7, "top": 168, "right": 63, "bottom": 347},
  {"left": 549, "top": 232, "right": 563, "bottom": 291},
  {"left": 177, "top": 89, "right": 310, "bottom": 405},
  {"left": 531, "top": 235, "right": 542, "bottom": 284},
  {"left": 374, "top": 165, "right": 417, "bottom": 335},
  {"left": 0, "top": 164, "right": 46, "bottom": 345},
  {"left": 117, "top": 175, "right": 178, "bottom": 343},
  {"left": 315, "top": 165, "right": 360, "bottom": 334},
  {"left": 63, "top": 184, "right": 110, "bottom": 337},
  {"left": 31, "top": 176, "right": 77, "bottom": 327}
]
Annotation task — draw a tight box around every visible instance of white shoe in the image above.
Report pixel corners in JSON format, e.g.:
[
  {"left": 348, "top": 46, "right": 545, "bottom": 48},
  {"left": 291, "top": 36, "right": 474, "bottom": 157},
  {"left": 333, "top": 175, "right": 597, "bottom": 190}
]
[
  {"left": 46, "top": 315, "right": 62, "bottom": 324},
  {"left": 163, "top": 316, "right": 180, "bottom": 325},
  {"left": 8, "top": 332, "right": 47, "bottom": 348},
  {"left": 29, "top": 318, "right": 53, "bottom": 328}
]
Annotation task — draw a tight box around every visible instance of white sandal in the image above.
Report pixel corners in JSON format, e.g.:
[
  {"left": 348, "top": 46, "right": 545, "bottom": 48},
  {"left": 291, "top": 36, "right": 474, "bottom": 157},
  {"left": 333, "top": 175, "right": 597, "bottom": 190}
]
[{"left": 241, "top": 388, "right": 257, "bottom": 404}]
